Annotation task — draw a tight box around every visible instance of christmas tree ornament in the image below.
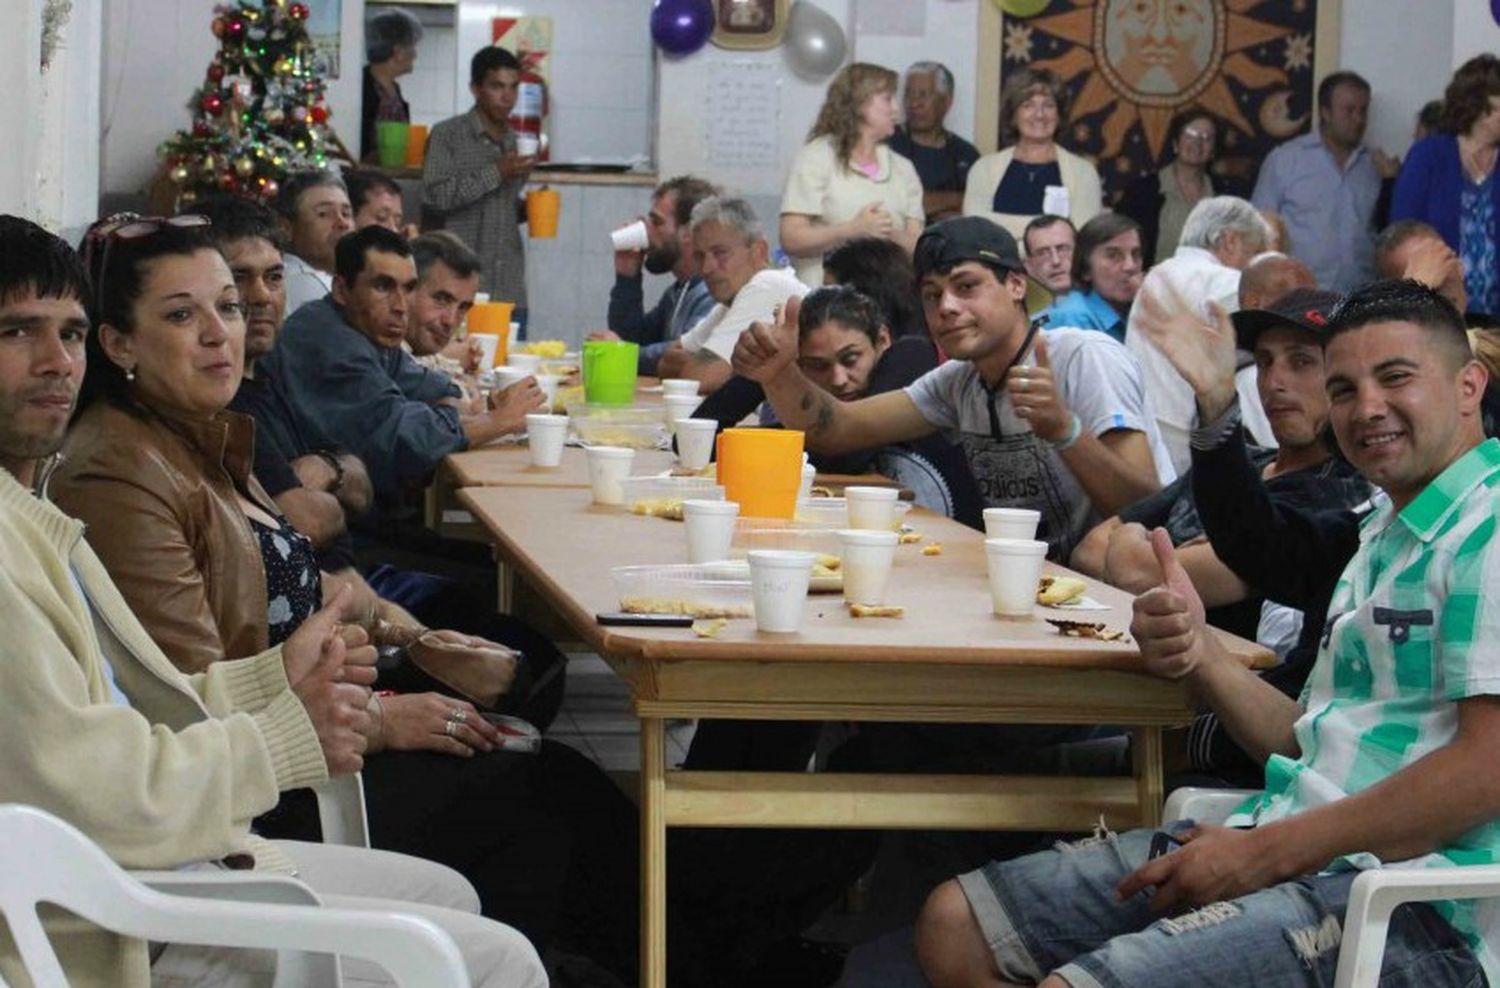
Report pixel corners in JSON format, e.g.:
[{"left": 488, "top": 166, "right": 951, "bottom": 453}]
[
  {"left": 234, "top": 156, "right": 255, "bottom": 177},
  {"left": 207, "top": 63, "right": 225, "bottom": 83},
  {"left": 310, "top": 103, "right": 328, "bottom": 124},
  {"left": 288, "top": 3, "right": 309, "bottom": 20},
  {"left": 170, "top": 164, "right": 191, "bottom": 184},
  {"left": 225, "top": 17, "right": 246, "bottom": 39},
  {"left": 201, "top": 91, "right": 226, "bottom": 116}
]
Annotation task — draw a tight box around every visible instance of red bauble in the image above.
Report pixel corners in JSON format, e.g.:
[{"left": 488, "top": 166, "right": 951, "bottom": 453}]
[
  {"left": 288, "top": 3, "right": 310, "bottom": 20},
  {"left": 261, "top": 179, "right": 280, "bottom": 199},
  {"left": 309, "top": 103, "right": 329, "bottom": 124},
  {"left": 207, "top": 63, "right": 225, "bottom": 83},
  {"left": 219, "top": 172, "right": 241, "bottom": 194},
  {"left": 225, "top": 17, "right": 246, "bottom": 39},
  {"left": 201, "top": 91, "right": 226, "bottom": 116},
  {"left": 192, "top": 121, "right": 212, "bottom": 138}
]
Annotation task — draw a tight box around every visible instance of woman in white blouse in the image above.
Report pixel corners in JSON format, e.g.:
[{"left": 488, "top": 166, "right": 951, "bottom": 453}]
[{"left": 780, "top": 62, "right": 925, "bottom": 287}]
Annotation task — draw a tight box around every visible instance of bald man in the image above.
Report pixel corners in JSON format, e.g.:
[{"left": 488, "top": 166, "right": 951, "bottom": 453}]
[{"left": 1237, "top": 252, "right": 1316, "bottom": 310}]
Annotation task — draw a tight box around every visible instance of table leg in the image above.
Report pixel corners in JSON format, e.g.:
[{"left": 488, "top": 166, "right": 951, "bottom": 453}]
[
  {"left": 640, "top": 715, "right": 667, "bottom": 988},
  {"left": 1133, "top": 726, "right": 1164, "bottom": 827},
  {"left": 495, "top": 558, "right": 515, "bottom": 615}
]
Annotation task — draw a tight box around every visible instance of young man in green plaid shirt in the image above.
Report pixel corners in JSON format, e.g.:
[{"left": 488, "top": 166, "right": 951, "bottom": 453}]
[{"left": 917, "top": 280, "right": 1500, "bottom": 988}]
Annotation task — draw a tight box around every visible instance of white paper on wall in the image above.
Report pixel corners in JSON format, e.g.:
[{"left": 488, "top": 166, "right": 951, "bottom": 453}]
[
  {"left": 854, "top": 0, "right": 926, "bottom": 37},
  {"left": 704, "top": 60, "right": 782, "bottom": 170}
]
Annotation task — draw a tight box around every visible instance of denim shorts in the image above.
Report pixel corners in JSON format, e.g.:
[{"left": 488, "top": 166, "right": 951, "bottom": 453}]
[{"left": 955, "top": 822, "right": 1485, "bottom": 988}]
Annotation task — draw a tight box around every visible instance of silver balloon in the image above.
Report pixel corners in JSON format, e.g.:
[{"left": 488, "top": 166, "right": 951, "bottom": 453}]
[{"left": 784, "top": 1, "right": 847, "bottom": 80}]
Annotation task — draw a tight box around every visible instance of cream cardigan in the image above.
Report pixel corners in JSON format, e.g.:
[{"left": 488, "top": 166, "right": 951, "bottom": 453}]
[
  {"left": 961, "top": 145, "right": 1104, "bottom": 241},
  {"left": 0, "top": 464, "right": 327, "bottom": 987}
]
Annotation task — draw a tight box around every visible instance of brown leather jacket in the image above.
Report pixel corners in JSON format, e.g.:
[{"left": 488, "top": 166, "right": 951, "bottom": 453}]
[{"left": 52, "top": 400, "right": 283, "bottom": 674}]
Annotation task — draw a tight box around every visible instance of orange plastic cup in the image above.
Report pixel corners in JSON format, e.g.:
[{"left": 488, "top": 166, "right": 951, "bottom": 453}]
[
  {"left": 716, "top": 428, "right": 805, "bottom": 520},
  {"left": 467, "top": 301, "right": 515, "bottom": 366},
  {"left": 527, "top": 187, "right": 561, "bottom": 239},
  {"left": 404, "top": 124, "right": 429, "bottom": 167}
]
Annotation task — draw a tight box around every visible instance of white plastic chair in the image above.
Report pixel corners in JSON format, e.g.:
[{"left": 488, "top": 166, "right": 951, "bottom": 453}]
[
  {"left": 0, "top": 803, "right": 468, "bottom": 988},
  {"left": 1165, "top": 787, "right": 1500, "bottom": 988}
]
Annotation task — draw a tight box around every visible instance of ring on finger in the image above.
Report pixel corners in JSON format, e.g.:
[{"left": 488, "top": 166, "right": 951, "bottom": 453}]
[
  {"left": 445, "top": 708, "right": 467, "bottom": 724},
  {"left": 444, "top": 720, "right": 458, "bottom": 737}
]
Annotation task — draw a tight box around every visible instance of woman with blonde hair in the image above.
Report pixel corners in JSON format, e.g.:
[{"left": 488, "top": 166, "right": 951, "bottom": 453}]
[
  {"left": 962, "top": 67, "right": 1102, "bottom": 240},
  {"left": 780, "top": 62, "right": 925, "bottom": 286}
]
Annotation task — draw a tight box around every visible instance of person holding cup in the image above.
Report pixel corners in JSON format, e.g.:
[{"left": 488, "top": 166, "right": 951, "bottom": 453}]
[
  {"left": 590, "top": 175, "right": 722, "bottom": 376},
  {"left": 360, "top": 7, "right": 420, "bottom": 163},
  {"left": 424, "top": 46, "right": 536, "bottom": 332}
]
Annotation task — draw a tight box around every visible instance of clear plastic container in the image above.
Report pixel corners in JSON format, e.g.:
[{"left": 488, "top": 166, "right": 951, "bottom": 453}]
[
  {"left": 792, "top": 497, "right": 911, "bottom": 529},
  {"left": 730, "top": 523, "right": 841, "bottom": 559},
  {"left": 611, "top": 561, "right": 753, "bottom": 619},
  {"left": 570, "top": 404, "right": 668, "bottom": 449},
  {"left": 622, "top": 476, "right": 726, "bottom": 519}
]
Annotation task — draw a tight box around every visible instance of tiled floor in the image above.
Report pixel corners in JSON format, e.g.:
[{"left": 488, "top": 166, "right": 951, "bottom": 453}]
[{"left": 550, "top": 653, "right": 696, "bottom": 773}]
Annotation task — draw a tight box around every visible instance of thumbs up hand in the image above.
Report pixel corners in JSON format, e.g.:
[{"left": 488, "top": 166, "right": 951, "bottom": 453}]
[
  {"left": 1129, "top": 528, "right": 1209, "bottom": 680},
  {"left": 1007, "top": 333, "right": 1073, "bottom": 443}
]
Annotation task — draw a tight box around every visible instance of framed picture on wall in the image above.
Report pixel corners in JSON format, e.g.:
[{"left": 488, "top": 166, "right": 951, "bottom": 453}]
[{"left": 712, "top": 0, "right": 791, "bottom": 51}]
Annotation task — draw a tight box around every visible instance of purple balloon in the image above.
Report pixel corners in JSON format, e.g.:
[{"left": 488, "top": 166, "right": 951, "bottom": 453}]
[
  {"left": 651, "top": 0, "right": 714, "bottom": 57},
  {"left": 1493, "top": 0, "right": 1500, "bottom": 26}
]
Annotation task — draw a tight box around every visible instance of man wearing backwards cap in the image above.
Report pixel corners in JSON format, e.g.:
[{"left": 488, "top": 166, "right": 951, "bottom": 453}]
[{"left": 735, "top": 215, "right": 1172, "bottom": 560}]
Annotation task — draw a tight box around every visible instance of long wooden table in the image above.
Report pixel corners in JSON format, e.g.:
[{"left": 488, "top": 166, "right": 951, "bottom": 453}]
[{"left": 458, "top": 484, "right": 1272, "bottom": 988}]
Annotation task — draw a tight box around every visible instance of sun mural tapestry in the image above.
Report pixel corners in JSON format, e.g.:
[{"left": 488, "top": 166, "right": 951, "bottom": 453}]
[{"left": 999, "top": 0, "right": 1323, "bottom": 201}]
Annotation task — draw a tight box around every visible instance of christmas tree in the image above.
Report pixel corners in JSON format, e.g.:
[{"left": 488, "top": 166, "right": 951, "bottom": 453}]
[{"left": 158, "top": 0, "right": 342, "bottom": 206}]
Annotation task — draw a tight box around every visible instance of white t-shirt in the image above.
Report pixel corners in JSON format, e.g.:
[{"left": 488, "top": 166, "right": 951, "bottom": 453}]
[
  {"left": 780, "top": 135, "right": 924, "bottom": 287},
  {"left": 1123, "top": 245, "right": 1273, "bottom": 475},
  {"left": 904, "top": 327, "right": 1175, "bottom": 561},
  {"left": 283, "top": 252, "right": 334, "bottom": 319},
  {"left": 678, "top": 267, "right": 809, "bottom": 363}
]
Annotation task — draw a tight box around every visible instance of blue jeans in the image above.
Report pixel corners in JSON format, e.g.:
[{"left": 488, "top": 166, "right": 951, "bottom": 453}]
[{"left": 957, "top": 822, "right": 1484, "bottom": 988}]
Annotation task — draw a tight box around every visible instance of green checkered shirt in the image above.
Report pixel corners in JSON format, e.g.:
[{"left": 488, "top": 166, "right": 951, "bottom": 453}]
[{"left": 1230, "top": 438, "right": 1500, "bottom": 979}]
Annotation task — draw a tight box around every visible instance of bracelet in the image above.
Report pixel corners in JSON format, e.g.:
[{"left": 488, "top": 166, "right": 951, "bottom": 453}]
[
  {"left": 1047, "top": 413, "right": 1083, "bottom": 452},
  {"left": 314, "top": 449, "right": 345, "bottom": 494}
]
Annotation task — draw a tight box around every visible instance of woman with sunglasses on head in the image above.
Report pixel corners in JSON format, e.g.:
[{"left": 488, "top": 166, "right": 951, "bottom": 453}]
[{"left": 51, "top": 215, "right": 640, "bottom": 982}]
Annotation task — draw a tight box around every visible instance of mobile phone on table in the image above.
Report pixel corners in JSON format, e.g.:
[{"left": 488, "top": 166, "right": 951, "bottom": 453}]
[{"left": 597, "top": 612, "right": 694, "bottom": 627}]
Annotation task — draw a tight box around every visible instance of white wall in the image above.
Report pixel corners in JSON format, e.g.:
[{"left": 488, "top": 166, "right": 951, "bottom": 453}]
[
  {"left": 1452, "top": 0, "right": 1500, "bottom": 82},
  {"left": 1337, "top": 0, "right": 1454, "bottom": 158},
  {"left": 102, "top": 0, "right": 365, "bottom": 198}
]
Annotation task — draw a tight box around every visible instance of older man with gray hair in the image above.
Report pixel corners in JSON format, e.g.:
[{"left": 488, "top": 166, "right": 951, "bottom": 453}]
[
  {"left": 1124, "top": 195, "right": 1274, "bottom": 473},
  {"left": 888, "top": 61, "right": 980, "bottom": 223},
  {"left": 656, "top": 196, "right": 808, "bottom": 393}
]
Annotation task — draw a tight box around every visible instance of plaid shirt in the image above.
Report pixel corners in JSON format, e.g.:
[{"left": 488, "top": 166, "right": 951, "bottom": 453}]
[
  {"left": 1232, "top": 438, "right": 1500, "bottom": 980},
  {"left": 421, "top": 108, "right": 527, "bottom": 307}
]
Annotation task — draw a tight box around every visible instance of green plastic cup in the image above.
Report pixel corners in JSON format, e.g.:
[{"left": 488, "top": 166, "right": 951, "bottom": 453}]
[
  {"left": 375, "top": 121, "right": 410, "bottom": 169},
  {"left": 582, "top": 340, "right": 640, "bottom": 406}
]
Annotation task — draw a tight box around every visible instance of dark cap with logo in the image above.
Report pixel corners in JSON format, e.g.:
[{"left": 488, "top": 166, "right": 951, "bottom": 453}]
[
  {"left": 914, "top": 216, "right": 1054, "bottom": 316},
  {"left": 1231, "top": 287, "right": 1343, "bottom": 351}
]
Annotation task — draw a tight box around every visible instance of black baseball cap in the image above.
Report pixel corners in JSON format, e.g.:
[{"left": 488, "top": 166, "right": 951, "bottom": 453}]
[
  {"left": 914, "top": 216, "right": 1054, "bottom": 317},
  {"left": 1231, "top": 287, "right": 1342, "bottom": 351}
]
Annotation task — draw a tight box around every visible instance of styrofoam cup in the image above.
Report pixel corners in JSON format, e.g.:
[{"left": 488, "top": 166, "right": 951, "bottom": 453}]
[
  {"left": 845, "top": 485, "right": 900, "bottom": 531},
  {"left": 493, "top": 367, "right": 531, "bottom": 392},
  {"left": 676, "top": 418, "right": 717, "bottom": 472},
  {"left": 506, "top": 353, "right": 542, "bottom": 373},
  {"left": 747, "top": 549, "right": 815, "bottom": 633},
  {"left": 534, "top": 373, "right": 561, "bottom": 411},
  {"left": 661, "top": 378, "right": 700, "bottom": 398},
  {"left": 471, "top": 333, "right": 500, "bottom": 369},
  {"left": 683, "top": 499, "right": 740, "bottom": 564},
  {"left": 798, "top": 462, "right": 817, "bottom": 500},
  {"left": 610, "top": 219, "right": 649, "bottom": 252},
  {"left": 525, "top": 413, "right": 569, "bottom": 468},
  {"left": 836, "top": 529, "right": 899, "bottom": 605},
  {"left": 663, "top": 395, "right": 700, "bottom": 431},
  {"left": 983, "top": 507, "right": 1042, "bottom": 542},
  {"left": 586, "top": 446, "right": 635, "bottom": 505},
  {"left": 515, "top": 133, "right": 541, "bottom": 157},
  {"left": 985, "top": 538, "right": 1048, "bottom": 617}
]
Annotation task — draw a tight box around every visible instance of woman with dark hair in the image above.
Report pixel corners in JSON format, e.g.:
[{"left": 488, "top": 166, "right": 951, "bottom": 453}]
[
  {"left": 780, "top": 62, "right": 925, "bottom": 286},
  {"left": 361, "top": 7, "right": 423, "bottom": 161},
  {"left": 1392, "top": 54, "right": 1500, "bottom": 316},
  {"left": 689, "top": 282, "right": 984, "bottom": 527},
  {"left": 1042, "top": 212, "right": 1145, "bottom": 342},
  {"left": 1117, "top": 110, "right": 1219, "bottom": 264},
  {"left": 52, "top": 216, "right": 640, "bottom": 982},
  {"left": 822, "top": 235, "right": 926, "bottom": 339},
  {"left": 962, "top": 68, "right": 1103, "bottom": 239}
]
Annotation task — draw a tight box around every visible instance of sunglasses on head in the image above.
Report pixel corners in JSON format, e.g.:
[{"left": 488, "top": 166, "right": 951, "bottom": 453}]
[{"left": 85, "top": 214, "right": 213, "bottom": 315}]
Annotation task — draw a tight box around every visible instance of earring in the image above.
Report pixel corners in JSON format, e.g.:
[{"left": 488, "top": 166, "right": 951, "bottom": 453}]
[{"left": 124, "top": 367, "right": 136, "bottom": 382}]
